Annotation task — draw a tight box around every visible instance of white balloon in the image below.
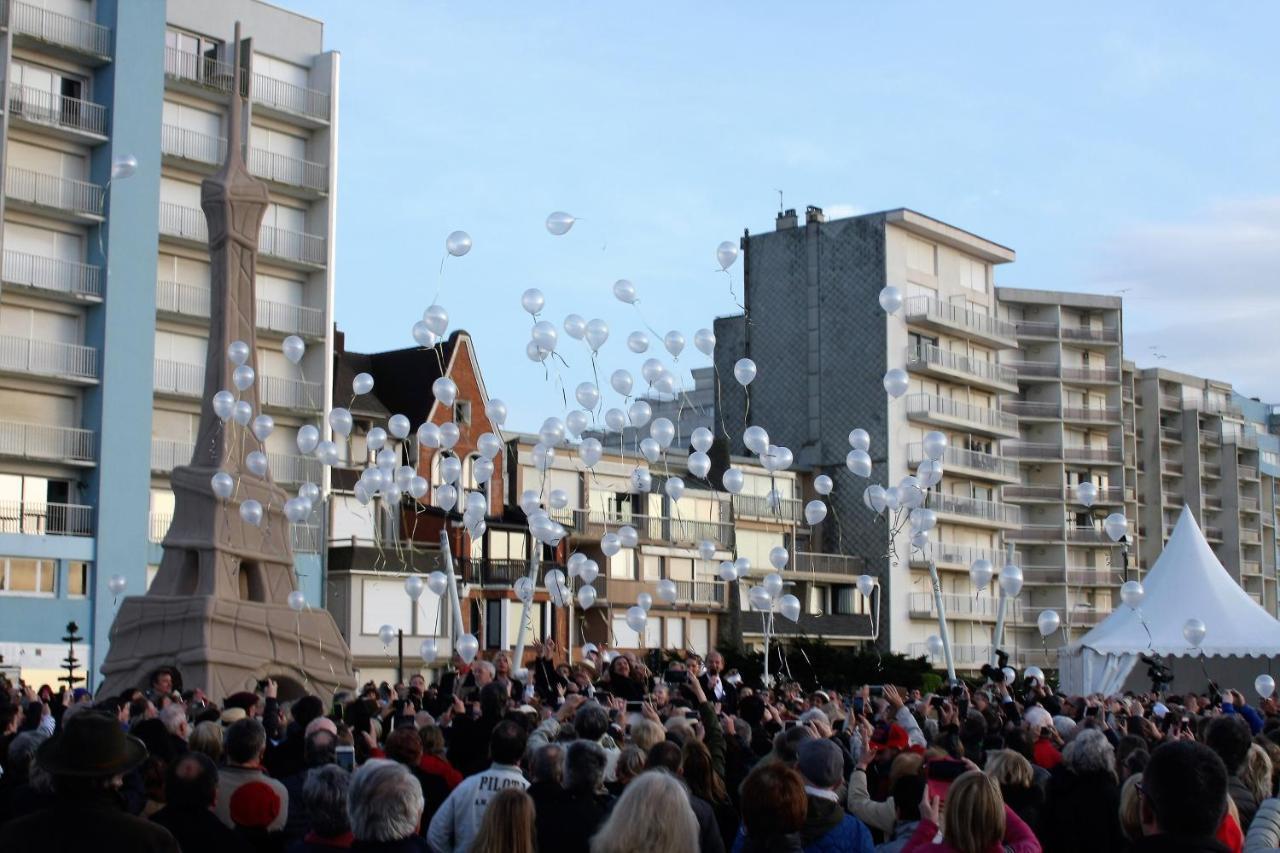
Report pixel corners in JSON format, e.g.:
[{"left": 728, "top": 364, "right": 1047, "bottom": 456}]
[
  {"left": 445, "top": 231, "right": 472, "bottom": 257},
  {"left": 719, "top": 561, "right": 737, "bottom": 582},
  {"left": 227, "top": 340, "right": 250, "bottom": 366},
  {"left": 232, "top": 364, "right": 255, "bottom": 391},
  {"left": 575, "top": 382, "right": 600, "bottom": 410},
  {"left": 1037, "top": 610, "right": 1061, "bottom": 637},
  {"left": 485, "top": 398, "right": 508, "bottom": 426},
  {"left": 613, "top": 279, "right": 638, "bottom": 304},
  {"left": 722, "top": 468, "right": 744, "bottom": 494},
  {"left": 651, "top": 418, "right": 676, "bottom": 448},
  {"left": 585, "top": 319, "right": 610, "bottom": 352},
  {"left": 1120, "top": 580, "right": 1145, "bottom": 609},
  {"left": 1024, "top": 666, "right": 1046, "bottom": 685},
  {"left": 628, "top": 401, "right": 652, "bottom": 428},
  {"left": 910, "top": 529, "right": 930, "bottom": 550},
  {"left": 926, "top": 634, "right": 945, "bottom": 657},
  {"left": 663, "top": 331, "right": 686, "bottom": 358},
  {"left": 577, "top": 584, "right": 597, "bottom": 609},
  {"left": 883, "top": 368, "right": 909, "bottom": 398},
  {"left": 315, "top": 440, "right": 340, "bottom": 466},
  {"left": 546, "top": 211, "right": 575, "bottom": 235},
  {"left": 637, "top": 591, "right": 653, "bottom": 611},
  {"left": 456, "top": 634, "right": 479, "bottom": 664},
  {"left": 693, "top": 328, "right": 716, "bottom": 356},
  {"left": 917, "top": 459, "right": 944, "bottom": 489},
  {"left": 625, "top": 605, "right": 647, "bottom": 633},
  {"left": 477, "top": 432, "right": 502, "bottom": 459},
  {"left": 1183, "top": 618, "right": 1207, "bottom": 648},
  {"left": 521, "top": 288, "right": 545, "bottom": 315},
  {"left": 999, "top": 564, "right": 1024, "bottom": 597},
  {"left": 240, "top": 499, "right": 263, "bottom": 526},
  {"left": 250, "top": 414, "right": 274, "bottom": 444},
  {"left": 804, "top": 500, "right": 827, "bottom": 526},
  {"left": 562, "top": 410, "right": 587, "bottom": 440},
  {"left": 866, "top": 485, "right": 887, "bottom": 514},
  {"left": 352, "top": 372, "right": 374, "bottom": 396},
  {"left": 848, "top": 428, "right": 870, "bottom": 451},
  {"left": 514, "top": 576, "right": 535, "bottom": 603},
  {"left": 698, "top": 540, "right": 716, "bottom": 561},
  {"left": 1104, "top": 512, "right": 1129, "bottom": 542},
  {"left": 417, "top": 422, "right": 441, "bottom": 448},
  {"left": 846, "top": 449, "right": 872, "bottom": 478},
  {"left": 212, "top": 390, "right": 235, "bottom": 421},
  {"left": 779, "top": 593, "right": 801, "bottom": 622},
  {"left": 716, "top": 240, "right": 739, "bottom": 270},
  {"left": 733, "top": 358, "right": 757, "bottom": 386},
  {"left": 579, "top": 560, "right": 599, "bottom": 585},
  {"left": 426, "top": 571, "right": 448, "bottom": 596},
  {"left": 531, "top": 320, "right": 558, "bottom": 352},
  {"left": 743, "top": 425, "right": 769, "bottom": 455},
  {"left": 878, "top": 285, "right": 903, "bottom": 314},
  {"left": 563, "top": 314, "right": 587, "bottom": 341},
  {"left": 664, "top": 477, "right": 685, "bottom": 502},
  {"left": 922, "top": 431, "right": 948, "bottom": 462},
  {"left": 814, "top": 474, "right": 833, "bottom": 496},
  {"left": 618, "top": 525, "right": 638, "bottom": 549},
  {"left": 245, "top": 450, "right": 269, "bottom": 478},
  {"left": 282, "top": 335, "right": 306, "bottom": 365},
  {"left": 412, "top": 321, "right": 437, "bottom": 348},
  {"left": 627, "top": 331, "right": 650, "bottom": 353},
  {"left": 690, "top": 427, "right": 714, "bottom": 453},
  {"left": 377, "top": 623, "right": 397, "bottom": 647},
  {"left": 1002, "top": 667, "right": 1017, "bottom": 685},
  {"left": 734, "top": 556, "right": 751, "bottom": 579},
  {"left": 610, "top": 369, "right": 634, "bottom": 397},
  {"left": 604, "top": 408, "right": 626, "bottom": 431},
  {"left": 366, "top": 427, "right": 388, "bottom": 452},
  {"left": 910, "top": 508, "right": 937, "bottom": 532},
  {"left": 631, "top": 467, "right": 652, "bottom": 493},
  {"left": 748, "top": 585, "right": 774, "bottom": 611},
  {"left": 419, "top": 639, "right": 438, "bottom": 662},
  {"left": 969, "top": 559, "right": 994, "bottom": 590},
  {"left": 688, "top": 451, "right": 711, "bottom": 479},
  {"left": 287, "top": 590, "right": 306, "bottom": 611},
  {"left": 439, "top": 422, "right": 460, "bottom": 450},
  {"left": 107, "top": 573, "right": 127, "bottom": 596},
  {"left": 657, "top": 579, "right": 678, "bottom": 604},
  {"left": 434, "top": 484, "right": 457, "bottom": 511},
  {"left": 769, "top": 546, "right": 789, "bottom": 571},
  {"left": 432, "top": 377, "right": 458, "bottom": 407},
  {"left": 424, "top": 304, "right": 450, "bottom": 336},
  {"left": 857, "top": 575, "right": 876, "bottom": 598},
  {"left": 409, "top": 476, "right": 429, "bottom": 498},
  {"left": 548, "top": 488, "right": 570, "bottom": 510},
  {"left": 231, "top": 402, "right": 252, "bottom": 425},
  {"left": 579, "top": 437, "right": 603, "bottom": 468},
  {"left": 110, "top": 153, "right": 138, "bottom": 180},
  {"left": 388, "top": 414, "right": 411, "bottom": 440},
  {"left": 639, "top": 438, "right": 662, "bottom": 463},
  {"left": 1076, "top": 481, "right": 1098, "bottom": 508},
  {"left": 1256, "top": 674, "right": 1276, "bottom": 700},
  {"left": 329, "top": 408, "right": 353, "bottom": 437},
  {"left": 601, "top": 532, "right": 621, "bottom": 557}
]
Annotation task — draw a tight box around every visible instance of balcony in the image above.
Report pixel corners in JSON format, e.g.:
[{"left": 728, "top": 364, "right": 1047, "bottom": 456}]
[
  {"left": 0, "top": 420, "right": 94, "bottom": 464},
  {"left": 1001, "top": 441, "right": 1062, "bottom": 461},
  {"left": 1061, "top": 325, "right": 1121, "bottom": 343},
  {"left": 1240, "top": 465, "right": 1259, "bottom": 481},
  {"left": 904, "top": 393, "right": 1018, "bottom": 438},
  {"left": 906, "top": 442, "right": 1020, "bottom": 483},
  {"left": 1062, "top": 406, "right": 1120, "bottom": 424},
  {"left": 164, "top": 47, "right": 240, "bottom": 95},
  {"left": 8, "top": 83, "right": 106, "bottom": 138},
  {"left": 1200, "top": 430, "right": 1221, "bottom": 446},
  {"left": 2, "top": 250, "right": 101, "bottom": 300},
  {"left": 1160, "top": 426, "right": 1183, "bottom": 443},
  {"left": 908, "top": 642, "right": 991, "bottom": 666},
  {"left": 6, "top": 166, "right": 103, "bottom": 221},
  {"left": 905, "top": 343, "right": 1016, "bottom": 391},
  {"left": 152, "top": 359, "right": 205, "bottom": 397},
  {"left": 155, "top": 439, "right": 324, "bottom": 484},
  {"left": 1240, "top": 496, "right": 1260, "bottom": 513},
  {"left": 1159, "top": 393, "right": 1183, "bottom": 411},
  {"left": 1014, "top": 319, "right": 1059, "bottom": 339},
  {"left": 1009, "top": 523, "right": 1063, "bottom": 542},
  {"left": 592, "top": 575, "right": 726, "bottom": 608},
  {"left": 251, "top": 71, "right": 330, "bottom": 123},
  {"left": 1062, "top": 445, "right": 1123, "bottom": 464},
  {"left": 0, "top": 499, "right": 93, "bottom": 536},
  {"left": 158, "top": 202, "right": 327, "bottom": 267},
  {"left": 1065, "top": 568, "right": 1125, "bottom": 586},
  {"left": 1006, "top": 360, "right": 1060, "bottom": 381},
  {"left": 0, "top": 335, "right": 97, "bottom": 381},
  {"left": 909, "top": 591, "right": 1020, "bottom": 621},
  {"left": 1067, "top": 525, "right": 1120, "bottom": 545},
  {"left": 913, "top": 542, "right": 1017, "bottom": 571},
  {"left": 5, "top": 0, "right": 112, "bottom": 60},
  {"left": 1202, "top": 463, "right": 1221, "bottom": 480},
  {"left": 260, "top": 374, "right": 323, "bottom": 412},
  {"left": 156, "top": 280, "right": 326, "bottom": 339},
  {"left": 1061, "top": 366, "right": 1121, "bottom": 384},
  {"left": 565, "top": 508, "right": 734, "bottom": 548},
  {"left": 462, "top": 558, "right": 552, "bottom": 586},
  {"left": 1003, "top": 399, "right": 1059, "bottom": 419},
  {"left": 161, "top": 124, "right": 328, "bottom": 194},
  {"left": 731, "top": 492, "right": 803, "bottom": 523},
  {"left": 926, "top": 491, "right": 1021, "bottom": 528},
  {"left": 1161, "top": 458, "right": 1183, "bottom": 476},
  {"left": 789, "top": 552, "right": 865, "bottom": 577},
  {"left": 903, "top": 296, "right": 1017, "bottom": 348},
  {"left": 1241, "top": 561, "right": 1263, "bottom": 577},
  {"left": 1241, "top": 527, "right": 1262, "bottom": 545}
]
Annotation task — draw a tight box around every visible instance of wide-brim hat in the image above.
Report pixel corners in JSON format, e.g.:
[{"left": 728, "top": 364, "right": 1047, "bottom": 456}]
[{"left": 36, "top": 712, "right": 147, "bottom": 777}]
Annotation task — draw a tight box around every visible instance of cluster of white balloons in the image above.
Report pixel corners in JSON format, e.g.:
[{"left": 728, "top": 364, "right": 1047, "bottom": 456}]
[{"left": 848, "top": 429, "right": 947, "bottom": 555}]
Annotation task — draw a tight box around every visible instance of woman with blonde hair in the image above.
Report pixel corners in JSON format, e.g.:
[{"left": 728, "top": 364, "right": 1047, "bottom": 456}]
[
  {"left": 1118, "top": 773, "right": 1143, "bottom": 842},
  {"left": 469, "top": 787, "right": 535, "bottom": 853},
  {"left": 1244, "top": 743, "right": 1275, "bottom": 805},
  {"left": 590, "top": 769, "right": 699, "bottom": 853},
  {"left": 903, "top": 769, "right": 1040, "bottom": 853},
  {"left": 984, "top": 749, "right": 1043, "bottom": 835},
  {"left": 188, "top": 720, "right": 223, "bottom": 763}
]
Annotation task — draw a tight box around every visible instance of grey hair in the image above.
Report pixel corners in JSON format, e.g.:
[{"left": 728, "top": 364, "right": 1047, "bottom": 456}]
[
  {"left": 798, "top": 708, "right": 829, "bottom": 727},
  {"left": 1062, "top": 728, "right": 1116, "bottom": 777},
  {"left": 303, "top": 765, "right": 352, "bottom": 837},
  {"left": 566, "top": 740, "right": 607, "bottom": 792},
  {"left": 732, "top": 717, "right": 752, "bottom": 744},
  {"left": 348, "top": 759, "right": 425, "bottom": 842},
  {"left": 529, "top": 743, "right": 564, "bottom": 785},
  {"left": 590, "top": 769, "right": 699, "bottom": 853},
  {"left": 574, "top": 702, "right": 610, "bottom": 741},
  {"left": 471, "top": 660, "right": 495, "bottom": 679},
  {"left": 160, "top": 703, "right": 187, "bottom": 736}
]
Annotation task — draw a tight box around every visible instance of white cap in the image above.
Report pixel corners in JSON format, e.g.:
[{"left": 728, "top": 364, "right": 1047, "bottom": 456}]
[{"left": 582, "top": 643, "right": 599, "bottom": 657}]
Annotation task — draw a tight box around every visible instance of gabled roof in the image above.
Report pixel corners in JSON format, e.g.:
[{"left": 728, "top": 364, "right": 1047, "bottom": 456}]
[
  {"left": 1071, "top": 506, "right": 1280, "bottom": 658},
  {"left": 332, "top": 329, "right": 464, "bottom": 423}
]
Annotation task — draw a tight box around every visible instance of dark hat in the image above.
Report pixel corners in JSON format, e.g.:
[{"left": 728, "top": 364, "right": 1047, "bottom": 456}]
[
  {"left": 796, "top": 738, "right": 844, "bottom": 788},
  {"left": 224, "top": 691, "right": 260, "bottom": 712},
  {"left": 36, "top": 711, "right": 147, "bottom": 777}
]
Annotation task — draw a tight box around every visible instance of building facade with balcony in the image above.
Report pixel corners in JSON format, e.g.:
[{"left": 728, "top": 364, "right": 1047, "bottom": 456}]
[
  {"left": 713, "top": 207, "right": 1022, "bottom": 670},
  {"left": 0, "top": 0, "right": 338, "bottom": 688},
  {"left": 994, "top": 288, "right": 1139, "bottom": 667},
  {"left": 1134, "top": 368, "right": 1277, "bottom": 614}
]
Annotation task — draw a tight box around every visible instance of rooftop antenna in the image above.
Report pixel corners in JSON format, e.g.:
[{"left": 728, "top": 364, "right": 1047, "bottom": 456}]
[{"left": 776, "top": 189, "right": 784, "bottom": 213}]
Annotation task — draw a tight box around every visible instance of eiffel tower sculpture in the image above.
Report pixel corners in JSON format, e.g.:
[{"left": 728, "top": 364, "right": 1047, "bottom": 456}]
[{"left": 100, "top": 25, "right": 352, "bottom": 700}]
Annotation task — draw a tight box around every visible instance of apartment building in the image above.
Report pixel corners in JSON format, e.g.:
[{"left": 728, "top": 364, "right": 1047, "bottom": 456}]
[
  {"left": 713, "top": 207, "right": 1022, "bottom": 670},
  {"left": 0, "top": 0, "right": 338, "bottom": 687},
  {"left": 997, "top": 289, "right": 1139, "bottom": 667},
  {"left": 1134, "top": 368, "right": 1277, "bottom": 613}
]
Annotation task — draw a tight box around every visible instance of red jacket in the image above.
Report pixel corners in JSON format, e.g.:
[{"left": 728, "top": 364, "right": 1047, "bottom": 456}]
[
  {"left": 1033, "top": 738, "right": 1062, "bottom": 770},
  {"left": 420, "top": 753, "right": 463, "bottom": 790},
  {"left": 903, "top": 805, "right": 1042, "bottom": 853}
]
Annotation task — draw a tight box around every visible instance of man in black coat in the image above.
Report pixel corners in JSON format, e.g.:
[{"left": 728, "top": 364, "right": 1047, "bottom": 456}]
[
  {"left": 531, "top": 740, "right": 616, "bottom": 853},
  {"left": 151, "top": 752, "right": 247, "bottom": 853},
  {"left": 697, "top": 651, "right": 737, "bottom": 715}
]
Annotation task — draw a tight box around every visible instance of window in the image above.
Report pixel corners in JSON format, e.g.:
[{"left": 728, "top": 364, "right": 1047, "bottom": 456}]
[
  {"left": 908, "top": 332, "right": 938, "bottom": 356},
  {"left": 642, "top": 554, "right": 662, "bottom": 581},
  {"left": 1, "top": 557, "right": 55, "bottom": 595},
  {"left": 666, "top": 618, "right": 684, "bottom": 650},
  {"left": 608, "top": 548, "right": 634, "bottom": 579},
  {"left": 809, "top": 584, "right": 829, "bottom": 615},
  {"left": 959, "top": 258, "right": 988, "bottom": 293},
  {"left": 454, "top": 401, "right": 472, "bottom": 425},
  {"left": 666, "top": 557, "right": 693, "bottom": 581},
  {"left": 67, "top": 561, "right": 89, "bottom": 596},
  {"left": 906, "top": 236, "right": 936, "bottom": 275}
]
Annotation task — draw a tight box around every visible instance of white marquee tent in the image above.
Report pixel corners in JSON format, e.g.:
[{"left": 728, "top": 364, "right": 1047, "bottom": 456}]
[{"left": 1059, "top": 506, "right": 1280, "bottom": 696}]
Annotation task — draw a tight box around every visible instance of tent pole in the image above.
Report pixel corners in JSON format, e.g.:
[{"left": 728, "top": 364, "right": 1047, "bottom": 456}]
[{"left": 928, "top": 554, "right": 956, "bottom": 684}]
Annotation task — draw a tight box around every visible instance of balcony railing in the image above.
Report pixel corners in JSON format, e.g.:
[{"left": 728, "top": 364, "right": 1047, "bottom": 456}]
[
  {"left": 152, "top": 359, "right": 205, "bottom": 396},
  {"left": 1061, "top": 366, "right": 1121, "bottom": 383},
  {"left": 1065, "top": 568, "right": 1126, "bottom": 586},
  {"left": 8, "top": 83, "right": 106, "bottom": 135},
  {"left": 149, "top": 511, "right": 172, "bottom": 543},
  {"left": 158, "top": 202, "right": 207, "bottom": 241},
  {"left": 926, "top": 491, "right": 1021, "bottom": 525},
  {"left": 1241, "top": 528, "right": 1262, "bottom": 544},
  {"left": 156, "top": 280, "right": 326, "bottom": 338},
  {"left": 248, "top": 146, "right": 328, "bottom": 192},
  {"left": 906, "top": 343, "right": 1016, "bottom": 386},
  {"left": 6, "top": 166, "right": 103, "bottom": 217},
  {"left": 1062, "top": 445, "right": 1123, "bottom": 464},
  {"left": 569, "top": 508, "right": 734, "bottom": 548},
  {"left": 1010, "top": 524, "right": 1063, "bottom": 542},
  {"left": 0, "top": 499, "right": 93, "bottom": 536},
  {"left": 1162, "top": 459, "right": 1183, "bottom": 475},
  {"left": 160, "top": 123, "right": 226, "bottom": 165},
  {"left": 904, "top": 296, "right": 1016, "bottom": 344},
  {"left": 914, "top": 542, "right": 1018, "bottom": 569},
  {"left": 1240, "top": 496, "right": 1260, "bottom": 512},
  {"left": 164, "top": 47, "right": 240, "bottom": 94},
  {"left": 1062, "top": 406, "right": 1120, "bottom": 423},
  {"left": 905, "top": 393, "right": 1017, "bottom": 434},
  {"left": 7, "top": 0, "right": 112, "bottom": 58},
  {"left": 906, "top": 443, "right": 1020, "bottom": 480},
  {"left": 1241, "top": 561, "right": 1263, "bottom": 577},
  {"left": 260, "top": 374, "right": 323, "bottom": 411},
  {"left": 1240, "top": 465, "right": 1259, "bottom": 481},
  {"left": 3, "top": 250, "right": 101, "bottom": 298},
  {"left": 909, "top": 591, "right": 1018, "bottom": 620},
  {"left": 1014, "top": 319, "right": 1059, "bottom": 338},
  {"left": 0, "top": 335, "right": 97, "bottom": 380},
  {"left": 150, "top": 438, "right": 190, "bottom": 472},
  {"left": 731, "top": 492, "right": 802, "bottom": 523},
  {"left": 1160, "top": 426, "right": 1183, "bottom": 442},
  {"left": 790, "top": 552, "right": 865, "bottom": 576},
  {"left": 0, "top": 420, "right": 94, "bottom": 462},
  {"left": 1003, "top": 484, "right": 1063, "bottom": 501},
  {"left": 251, "top": 71, "right": 330, "bottom": 121},
  {"left": 908, "top": 642, "right": 990, "bottom": 665},
  {"left": 1001, "top": 441, "right": 1062, "bottom": 461},
  {"left": 1002, "top": 399, "right": 1059, "bottom": 418},
  {"left": 1061, "top": 325, "right": 1121, "bottom": 343},
  {"left": 259, "top": 224, "right": 326, "bottom": 266},
  {"left": 1159, "top": 393, "right": 1183, "bottom": 410},
  {"left": 1066, "top": 525, "right": 1116, "bottom": 544},
  {"left": 1200, "top": 430, "right": 1221, "bottom": 446}
]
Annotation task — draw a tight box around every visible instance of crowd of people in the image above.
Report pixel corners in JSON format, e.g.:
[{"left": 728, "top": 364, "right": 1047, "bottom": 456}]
[{"left": 3, "top": 642, "right": 1280, "bottom": 853}]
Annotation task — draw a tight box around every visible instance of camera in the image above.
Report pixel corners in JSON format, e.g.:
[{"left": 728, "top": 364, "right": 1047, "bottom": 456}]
[
  {"left": 1140, "top": 654, "right": 1173, "bottom": 694},
  {"left": 980, "top": 649, "right": 1010, "bottom": 683}
]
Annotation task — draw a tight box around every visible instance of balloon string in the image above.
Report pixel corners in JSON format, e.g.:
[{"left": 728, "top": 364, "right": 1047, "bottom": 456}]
[
  {"left": 713, "top": 363, "right": 732, "bottom": 441},
  {"left": 432, "top": 252, "right": 447, "bottom": 306},
  {"left": 721, "top": 268, "right": 750, "bottom": 325},
  {"left": 630, "top": 302, "right": 662, "bottom": 339}
]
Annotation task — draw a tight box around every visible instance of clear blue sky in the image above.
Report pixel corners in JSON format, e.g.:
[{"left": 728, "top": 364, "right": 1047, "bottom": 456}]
[{"left": 290, "top": 2, "right": 1280, "bottom": 431}]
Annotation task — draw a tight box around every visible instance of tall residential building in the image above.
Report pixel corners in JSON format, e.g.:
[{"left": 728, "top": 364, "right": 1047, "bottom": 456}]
[
  {"left": 714, "top": 207, "right": 1022, "bottom": 669},
  {"left": 996, "top": 289, "right": 1139, "bottom": 667},
  {"left": 1134, "top": 368, "right": 1276, "bottom": 613},
  {"left": 0, "top": 0, "right": 338, "bottom": 687}
]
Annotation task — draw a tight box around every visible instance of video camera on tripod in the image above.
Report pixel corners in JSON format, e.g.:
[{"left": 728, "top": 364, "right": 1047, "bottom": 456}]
[{"left": 1141, "top": 654, "right": 1174, "bottom": 694}]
